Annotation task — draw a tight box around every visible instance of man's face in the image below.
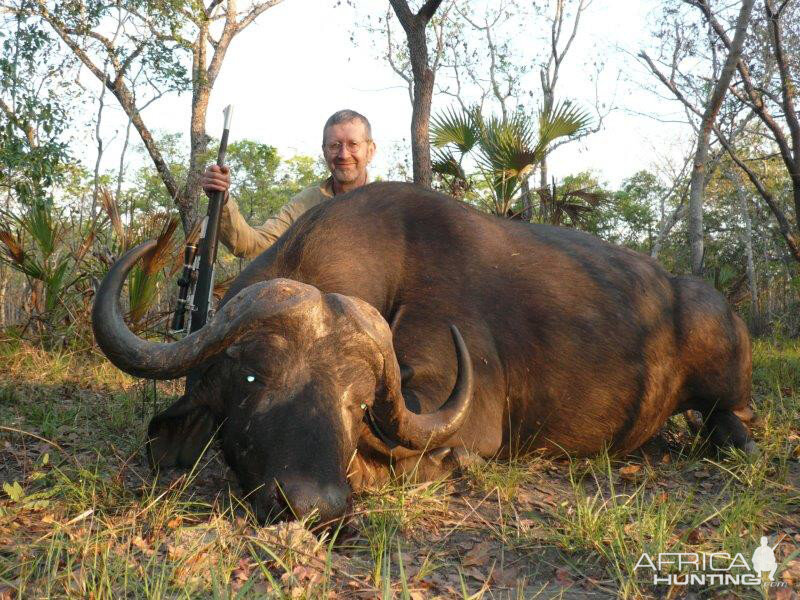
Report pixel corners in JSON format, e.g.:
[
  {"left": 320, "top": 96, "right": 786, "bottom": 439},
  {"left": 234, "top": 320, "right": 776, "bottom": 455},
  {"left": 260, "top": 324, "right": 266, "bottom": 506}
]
[{"left": 322, "top": 120, "right": 375, "bottom": 187}]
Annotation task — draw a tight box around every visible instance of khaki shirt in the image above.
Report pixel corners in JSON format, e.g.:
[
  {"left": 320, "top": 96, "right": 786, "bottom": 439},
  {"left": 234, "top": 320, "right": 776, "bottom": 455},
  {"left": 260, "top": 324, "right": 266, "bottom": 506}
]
[{"left": 219, "top": 177, "right": 335, "bottom": 259}]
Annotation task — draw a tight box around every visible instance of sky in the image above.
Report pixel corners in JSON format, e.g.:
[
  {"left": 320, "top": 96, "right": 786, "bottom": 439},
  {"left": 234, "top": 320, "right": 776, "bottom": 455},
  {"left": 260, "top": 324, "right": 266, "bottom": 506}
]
[{"left": 86, "top": 0, "right": 695, "bottom": 190}]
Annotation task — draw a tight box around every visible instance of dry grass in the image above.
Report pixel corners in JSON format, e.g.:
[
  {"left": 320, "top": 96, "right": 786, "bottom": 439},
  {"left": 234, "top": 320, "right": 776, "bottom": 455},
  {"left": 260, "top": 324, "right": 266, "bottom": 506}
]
[{"left": 1, "top": 334, "right": 799, "bottom": 599}]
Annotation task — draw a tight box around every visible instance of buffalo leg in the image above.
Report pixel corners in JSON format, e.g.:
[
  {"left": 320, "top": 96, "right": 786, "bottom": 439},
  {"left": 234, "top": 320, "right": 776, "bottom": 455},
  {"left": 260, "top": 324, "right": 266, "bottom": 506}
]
[
  {"left": 701, "top": 409, "right": 757, "bottom": 454},
  {"left": 392, "top": 447, "right": 485, "bottom": 481}
]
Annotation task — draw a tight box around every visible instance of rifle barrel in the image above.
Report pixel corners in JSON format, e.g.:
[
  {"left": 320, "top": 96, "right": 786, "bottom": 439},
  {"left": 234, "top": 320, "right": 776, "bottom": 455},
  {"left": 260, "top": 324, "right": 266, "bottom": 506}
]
[{"left": 190, "top": 105, "right": 233, "bottom": 333}]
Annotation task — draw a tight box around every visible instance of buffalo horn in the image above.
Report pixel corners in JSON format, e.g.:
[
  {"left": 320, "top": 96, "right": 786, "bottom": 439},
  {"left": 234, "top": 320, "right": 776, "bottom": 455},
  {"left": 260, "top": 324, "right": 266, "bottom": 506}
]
[
  {"left": 373, "top": 325, "right": 474, "bottom": 450},
  {"left": 92, "top": 241, "right": 320, "bottom": 379}
]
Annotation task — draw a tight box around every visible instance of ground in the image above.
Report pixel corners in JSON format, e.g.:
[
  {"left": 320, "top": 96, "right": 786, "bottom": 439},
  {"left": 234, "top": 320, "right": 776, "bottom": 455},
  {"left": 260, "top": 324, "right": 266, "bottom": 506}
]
[{"left": 0, "top": 333, "right": 799, "bottom": 599}]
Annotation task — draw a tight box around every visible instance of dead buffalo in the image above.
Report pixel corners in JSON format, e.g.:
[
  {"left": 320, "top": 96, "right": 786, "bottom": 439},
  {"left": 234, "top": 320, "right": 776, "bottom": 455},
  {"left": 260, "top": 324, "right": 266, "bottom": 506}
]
[{"left": 92, "top": 182, "right": 754, "bottom": 523}]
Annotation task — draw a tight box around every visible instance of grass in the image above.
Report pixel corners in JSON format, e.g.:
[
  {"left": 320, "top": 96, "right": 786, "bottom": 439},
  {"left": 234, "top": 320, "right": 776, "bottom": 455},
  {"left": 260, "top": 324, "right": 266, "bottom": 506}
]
[{"left": 0, "top": 333, "right": 799, "bottom": 598}]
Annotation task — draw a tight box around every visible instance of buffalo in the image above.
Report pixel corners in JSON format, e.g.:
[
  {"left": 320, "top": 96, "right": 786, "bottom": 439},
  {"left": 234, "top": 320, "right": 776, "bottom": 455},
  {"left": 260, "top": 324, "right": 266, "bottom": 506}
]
[{"left": 92, "top": 182, "right": 754, "bottom": 523}]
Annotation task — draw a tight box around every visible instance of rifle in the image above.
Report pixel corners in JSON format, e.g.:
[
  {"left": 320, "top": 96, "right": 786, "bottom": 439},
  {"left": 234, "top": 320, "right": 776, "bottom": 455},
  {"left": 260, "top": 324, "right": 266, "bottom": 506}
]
[{"left": 170, "top": 104, "right": 234, "bottom": 335}]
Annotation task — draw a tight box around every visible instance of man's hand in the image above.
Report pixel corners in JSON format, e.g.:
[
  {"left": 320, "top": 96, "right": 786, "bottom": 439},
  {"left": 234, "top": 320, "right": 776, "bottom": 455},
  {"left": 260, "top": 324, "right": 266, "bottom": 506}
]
[{"left": 202, "top": 165, "right": 231, "bottom": 201}]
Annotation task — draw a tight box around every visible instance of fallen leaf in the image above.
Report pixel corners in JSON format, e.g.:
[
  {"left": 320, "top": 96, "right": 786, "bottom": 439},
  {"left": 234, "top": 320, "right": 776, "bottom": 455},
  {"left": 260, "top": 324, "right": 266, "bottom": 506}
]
[
  {"left": 490, "top": 565, "right": 520, "bottom": 587},
  {"left": 0, "top": 585, "right": 15, "bottom": 600},
  {"left": 689, "top": 529, "right": 704, "bottom": 544},
  {"left": 770, "top": 588, "right": 797, "bottom": 600},
  {"left": 619, "top": 465, "right": 641, "bottom": 479},
  {"left": 781, "top": 559, "right": 800, "bottom": 585},
  {"left": 462, "top": 540, "right": 492, "bottom": 567},
  {"left": 131, "top": 535, "right": 154, "bottom": 556},
  {"left": 515, "top": 489, "right": 535, "bottom": 508},
  {"left": 167, "top": 544, "right": 186, "bottom": 560},
  {"left": 554, "top": 567, "right": 573, "bottom": 585},
  {"left": 462, "top": 566, "right": 485, "bottom": 581},
  {"left": 516, "top": 517, "right": 535, "bottom": 532},
  {"left": 292, "top": 565, "right": 321, "bottom": 585}
]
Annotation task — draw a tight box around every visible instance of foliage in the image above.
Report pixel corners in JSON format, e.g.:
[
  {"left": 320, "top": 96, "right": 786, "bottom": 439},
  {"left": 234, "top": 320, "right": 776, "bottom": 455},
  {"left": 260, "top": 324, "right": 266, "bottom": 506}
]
[
  {"left": 0, "top": 9, "right": 74, "bottom": 204},
  {"left": 0, "top": 197, "right": 94, "bottom": 342},
  {"left": 430, "top": 101, "right": 591, "bottom": 216}
]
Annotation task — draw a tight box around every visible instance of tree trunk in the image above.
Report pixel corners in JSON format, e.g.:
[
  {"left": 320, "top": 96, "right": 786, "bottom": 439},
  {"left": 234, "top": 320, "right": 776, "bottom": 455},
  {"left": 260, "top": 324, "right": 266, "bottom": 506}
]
[
  {"left": 184, "top": 18, "right": 213, "bottom": 232},
  {"left": 0, "top": 264, "right": 6, "bottom": 328},
  {"left": 389, "top": 0, "right": 443, "bottom": 189},
  {"left": 91, "top": 69, "right": 108, "bottom": 222},
  {"left": 652, "top": 204, "right": 688, "bottom": 260},
  {"left": 408, "top": 34, "right": 434, "bottom": 189},
  {"left": 520, "top": 177, "right": 533, "bottom": 222},
  {"left": 686, "top": 0, "right": 755, "bottom": 276},
  {"left": 725, "top": 165, "right": 760, "bottom": 331},
  {"left": 32, "top": 0, "right": 282, "bottom": 235}
]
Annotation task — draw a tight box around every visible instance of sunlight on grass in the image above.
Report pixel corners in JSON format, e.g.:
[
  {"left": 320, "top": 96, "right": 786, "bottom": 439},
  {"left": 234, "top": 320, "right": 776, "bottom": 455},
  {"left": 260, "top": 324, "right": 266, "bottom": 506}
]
[{"left": 1, "top": 335, "right": 798, "bottom": 598}]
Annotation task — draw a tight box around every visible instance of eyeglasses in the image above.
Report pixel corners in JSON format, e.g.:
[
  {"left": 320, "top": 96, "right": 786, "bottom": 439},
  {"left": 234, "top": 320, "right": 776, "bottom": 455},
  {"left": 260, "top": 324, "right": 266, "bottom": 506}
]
[{"left": 324, "top": 140, "right": 370, "bottom": 154}]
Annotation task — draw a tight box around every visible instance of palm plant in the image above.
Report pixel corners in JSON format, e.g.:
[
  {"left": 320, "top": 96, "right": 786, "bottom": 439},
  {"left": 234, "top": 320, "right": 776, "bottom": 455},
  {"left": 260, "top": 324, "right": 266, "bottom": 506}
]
[
  {"left": 0, "top": 198, "right": 95, "bottom": 340},
  {"left": 430, "top": 102, "right": 592, "bottom": 217},
  {"left": 97, "top": 188, "right": 184, "bottom": 331},
  {"left": 535, "top": 180, "right": 605, "bottom": 227}
]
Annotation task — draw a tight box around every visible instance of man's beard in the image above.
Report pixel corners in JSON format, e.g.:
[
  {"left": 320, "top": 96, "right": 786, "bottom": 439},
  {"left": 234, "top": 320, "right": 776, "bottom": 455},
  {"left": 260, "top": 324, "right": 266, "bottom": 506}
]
[{"left": 333, "top": 164, "right": 360, "bottom": 183}]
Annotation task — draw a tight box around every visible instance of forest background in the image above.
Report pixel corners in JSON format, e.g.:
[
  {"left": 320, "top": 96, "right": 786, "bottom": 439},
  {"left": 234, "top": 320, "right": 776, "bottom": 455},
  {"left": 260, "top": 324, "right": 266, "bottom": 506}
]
[{"left": 2, "top": 0, "right": 799, "bottom": 341}]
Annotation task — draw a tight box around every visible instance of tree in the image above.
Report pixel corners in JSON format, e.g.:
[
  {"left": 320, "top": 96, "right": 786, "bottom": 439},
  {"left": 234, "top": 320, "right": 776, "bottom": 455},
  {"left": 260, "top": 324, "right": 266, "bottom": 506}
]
[
  {"left": 642, "top": 0, "right": 800, "bottom": 265},
  {"left": 642, "top": 0, "right": 755, "bottom": 276},
  {"left": 0, "top": 8, "right": 73, "bottom": 206},
  {"left": 388, "top": 0, "right": 446, "bottom": 188},
  {"left": 3, "top": 0, "right": 285, "bottom": 234},
  {"left": 536, "top": 0, "right": 592, "bottom": 191},
  {"left": 707, "top": 0, "right": 800, "bottom": 264}
]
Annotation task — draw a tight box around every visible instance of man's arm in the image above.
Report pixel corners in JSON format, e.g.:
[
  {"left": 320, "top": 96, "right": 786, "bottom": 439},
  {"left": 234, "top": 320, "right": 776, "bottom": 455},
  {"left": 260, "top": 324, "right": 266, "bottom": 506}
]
[
  {"left": 219, "top": 196, "right": 298, "bottom": 259},
  {"left": 202, "top": 165, "right": 331, "bottom": 259}
]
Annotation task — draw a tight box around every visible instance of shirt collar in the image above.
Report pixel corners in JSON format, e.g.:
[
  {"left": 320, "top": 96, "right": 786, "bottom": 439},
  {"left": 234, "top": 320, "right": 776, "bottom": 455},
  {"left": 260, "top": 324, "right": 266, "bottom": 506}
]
[{"left": 322, "top": 172, "right": 370, "bottom": 197}]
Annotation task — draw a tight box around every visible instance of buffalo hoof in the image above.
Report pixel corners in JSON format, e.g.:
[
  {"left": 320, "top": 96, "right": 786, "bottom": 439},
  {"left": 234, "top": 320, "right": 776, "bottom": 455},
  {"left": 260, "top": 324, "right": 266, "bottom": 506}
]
[{"left": 743, "top": 440, "right": 759, "bottom": 456}]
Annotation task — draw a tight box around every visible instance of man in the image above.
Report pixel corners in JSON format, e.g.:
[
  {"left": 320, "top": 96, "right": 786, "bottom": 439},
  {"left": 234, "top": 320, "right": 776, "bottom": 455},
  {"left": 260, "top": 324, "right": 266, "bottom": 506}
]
[{"left": 201, "top": 109, "right": 376, "bottom": 259}]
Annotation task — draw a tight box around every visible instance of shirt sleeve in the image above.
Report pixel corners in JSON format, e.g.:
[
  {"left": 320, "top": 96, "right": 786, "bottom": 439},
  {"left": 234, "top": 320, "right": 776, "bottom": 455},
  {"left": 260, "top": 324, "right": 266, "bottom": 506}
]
[{"left": 218, "top": 186, "right": 327, "bottom": 259}]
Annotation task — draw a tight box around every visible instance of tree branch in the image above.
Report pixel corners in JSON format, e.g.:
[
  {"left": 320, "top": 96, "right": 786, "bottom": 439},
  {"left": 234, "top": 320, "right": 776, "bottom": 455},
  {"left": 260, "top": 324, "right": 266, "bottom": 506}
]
[
  {"left": 418, "top": 0, "right": 444, "bottom": 24},
  {"left": 0, "top": 98, "right": 37, "bottom": 147},
  {"left": 237, "top": 0, "right": 284, "bottom": 31}
]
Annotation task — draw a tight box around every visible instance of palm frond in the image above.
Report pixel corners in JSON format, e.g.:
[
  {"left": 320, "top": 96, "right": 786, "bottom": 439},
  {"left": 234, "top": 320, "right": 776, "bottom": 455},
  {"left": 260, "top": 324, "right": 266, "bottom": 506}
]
[
  {"left": 0, "top": 230, "right": 25, "bottom": 265},
  {"left": 143, "top": 216, "right": 179, "bottom": 277},
  {"left": 432, "top": 148, "right": 466, "bottom": 180},
  {"left": 477, "top": 114, "right": 538, "bottom": 178},
  {"left": 21, "top": 200, "right": 59, "bottom": 257},
  {"left": 128, "top": 216, "right": 179, "bottom": 326},
  {"left": 44, "top": 257, "right": 71, "bottom": 313},
  {"left": 430, "top": 106, "right": 479, "bottom": 154},
  {"left": 537, "top": 101, "right": 592, "bottom": 150},
  {"left": 74, "top": 230, "right": 96, "bottom": 265},
  {"left": 564, "top": 188, "right": 605, "bottom": 206},
  {"left": 100, "top": 187, "right": 126, "bottom": 249}
]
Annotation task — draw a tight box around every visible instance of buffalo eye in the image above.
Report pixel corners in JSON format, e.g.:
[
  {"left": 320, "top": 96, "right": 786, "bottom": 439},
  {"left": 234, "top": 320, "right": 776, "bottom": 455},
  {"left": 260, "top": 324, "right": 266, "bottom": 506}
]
[{"left": 240, "top": 370, "right": 264, "bottom": 386}]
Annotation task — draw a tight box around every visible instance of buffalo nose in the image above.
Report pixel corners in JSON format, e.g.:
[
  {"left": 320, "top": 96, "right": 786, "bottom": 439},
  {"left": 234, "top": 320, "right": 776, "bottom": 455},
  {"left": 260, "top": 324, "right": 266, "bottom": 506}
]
[{"left": 276, "top": 476, "right": 350, "bottom": 524}]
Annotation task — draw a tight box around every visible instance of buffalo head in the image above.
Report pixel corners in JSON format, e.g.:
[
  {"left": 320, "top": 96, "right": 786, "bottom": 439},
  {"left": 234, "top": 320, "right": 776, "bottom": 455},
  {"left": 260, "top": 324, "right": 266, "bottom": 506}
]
[{"left": 92, "top": 241, "right": 473, "bottom": 523}]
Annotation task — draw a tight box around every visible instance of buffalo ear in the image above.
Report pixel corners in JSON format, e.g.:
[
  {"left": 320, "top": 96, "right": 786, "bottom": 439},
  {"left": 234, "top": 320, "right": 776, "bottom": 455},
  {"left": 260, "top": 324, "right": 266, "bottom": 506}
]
[{"left": 147, "top": 394, "right": 217, "bottom": 470}]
